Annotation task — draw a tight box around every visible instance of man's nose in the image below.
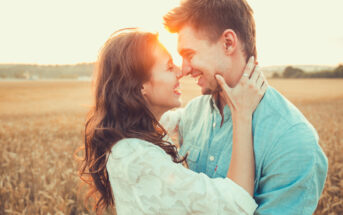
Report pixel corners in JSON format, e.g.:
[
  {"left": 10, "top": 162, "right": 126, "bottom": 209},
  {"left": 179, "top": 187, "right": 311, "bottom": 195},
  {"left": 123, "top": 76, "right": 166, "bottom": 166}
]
[
  {"left": 175, "top": 66, "right": 183, "bottom": 80},
  {"left": 182, "top": 59, "right": 192, "bottom": 76}
]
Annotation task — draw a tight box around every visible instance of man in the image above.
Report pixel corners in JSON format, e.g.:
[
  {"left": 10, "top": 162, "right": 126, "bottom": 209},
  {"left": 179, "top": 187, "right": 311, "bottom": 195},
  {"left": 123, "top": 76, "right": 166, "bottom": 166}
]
[{"left": 163, "top": 0, "right": 328, "bottom": 214}]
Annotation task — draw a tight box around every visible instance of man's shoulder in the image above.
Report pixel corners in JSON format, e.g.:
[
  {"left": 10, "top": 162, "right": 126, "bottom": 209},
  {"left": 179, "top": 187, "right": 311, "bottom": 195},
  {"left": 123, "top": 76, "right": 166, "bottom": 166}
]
[
  {"left": 255, "top": 86, "right": 317, "bottom": 137},
  {"left": 257, "top": 87, "right": 308, "bottom": 123}
]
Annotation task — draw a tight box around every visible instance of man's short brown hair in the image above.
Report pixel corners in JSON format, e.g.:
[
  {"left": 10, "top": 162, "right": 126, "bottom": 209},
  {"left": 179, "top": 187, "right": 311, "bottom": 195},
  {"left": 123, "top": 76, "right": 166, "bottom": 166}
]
[{"left": 163, "top": 0, "right": 256, "bottom": 59}]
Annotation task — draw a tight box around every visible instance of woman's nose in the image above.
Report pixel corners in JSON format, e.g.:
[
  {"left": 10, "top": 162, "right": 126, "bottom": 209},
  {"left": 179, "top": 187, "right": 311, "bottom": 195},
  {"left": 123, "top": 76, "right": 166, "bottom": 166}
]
[{"left": 175, "top": 66, "right": 183, "bottom": 79}]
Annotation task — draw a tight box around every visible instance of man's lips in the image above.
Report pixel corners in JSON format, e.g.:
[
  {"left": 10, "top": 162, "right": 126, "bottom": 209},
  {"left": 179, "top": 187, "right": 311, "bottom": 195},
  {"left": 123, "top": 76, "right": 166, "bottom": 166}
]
[{"left": 191, "top": 70, "right": 202, "bottom": 78}]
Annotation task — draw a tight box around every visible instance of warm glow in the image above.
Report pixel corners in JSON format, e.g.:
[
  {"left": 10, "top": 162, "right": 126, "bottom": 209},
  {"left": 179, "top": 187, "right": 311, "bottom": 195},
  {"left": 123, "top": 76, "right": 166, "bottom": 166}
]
[{"left": 0, "top": 0, "right": 342, "bottom": 66}]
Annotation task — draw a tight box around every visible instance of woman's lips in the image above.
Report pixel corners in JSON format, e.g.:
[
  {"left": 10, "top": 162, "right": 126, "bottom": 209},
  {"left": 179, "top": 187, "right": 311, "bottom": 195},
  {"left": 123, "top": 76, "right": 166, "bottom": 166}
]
[
  {"left": 173, "top": 83, "right": 182, "bottom": 95},
  {"left": 174, "top": 88, "right": 182, "bottom": 95}
]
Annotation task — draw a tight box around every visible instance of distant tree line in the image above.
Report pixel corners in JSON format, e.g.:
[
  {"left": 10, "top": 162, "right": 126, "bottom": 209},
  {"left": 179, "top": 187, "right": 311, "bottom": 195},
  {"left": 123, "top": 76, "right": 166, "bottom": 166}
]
[
  {"left": 272, "top": 65, "right": 343, "bottom": 79},
  {"left": 0, "top": 63, "right": 94, "bottom": 79},
  {"left": 1, "top": 63, "right": 342, "bottom": 80}
]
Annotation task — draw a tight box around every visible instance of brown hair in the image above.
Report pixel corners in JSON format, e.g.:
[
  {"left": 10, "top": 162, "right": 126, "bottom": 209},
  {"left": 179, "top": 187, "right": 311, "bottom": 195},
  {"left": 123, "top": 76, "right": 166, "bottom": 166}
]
[
  {"left": 163, "top": 0, "right": 256, "bottom": 59},
  {"left": 79, "top": 28, "right": 186, "bottom": 214}
]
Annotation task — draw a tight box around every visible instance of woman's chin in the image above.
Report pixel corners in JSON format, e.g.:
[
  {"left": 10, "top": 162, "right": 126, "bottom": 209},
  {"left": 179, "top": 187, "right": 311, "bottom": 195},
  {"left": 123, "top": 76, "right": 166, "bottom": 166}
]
[
  {"left": 167, "top": 99, "right": 182, "bottom": 110},
  {"left": 175, "top": 98, "right": 182, "bottom": 108},
  {"left": 175, "top": 101, "right": 182, "bottom": 108}
]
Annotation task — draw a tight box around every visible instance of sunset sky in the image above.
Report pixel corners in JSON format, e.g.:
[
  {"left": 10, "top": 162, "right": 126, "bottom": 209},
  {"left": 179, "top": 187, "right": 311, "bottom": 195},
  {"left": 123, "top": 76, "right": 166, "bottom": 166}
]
[{"left": 1, "top": 0, "right": 342, "bottom": 66}]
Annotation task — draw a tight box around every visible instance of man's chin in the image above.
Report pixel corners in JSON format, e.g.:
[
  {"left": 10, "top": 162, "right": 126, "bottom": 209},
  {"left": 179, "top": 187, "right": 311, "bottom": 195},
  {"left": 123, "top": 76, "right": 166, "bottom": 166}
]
[
  {"left": 201, "top": 85, "right": 222, "bottom": 95},
  {"left": 201, "top": 87, "right": 213, "bottom": 95}
]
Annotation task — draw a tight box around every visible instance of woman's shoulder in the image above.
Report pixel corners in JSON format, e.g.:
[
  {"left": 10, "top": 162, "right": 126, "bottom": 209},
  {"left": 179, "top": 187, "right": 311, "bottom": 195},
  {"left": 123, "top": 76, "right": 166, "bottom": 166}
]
[
  {"left": 106, "top": 138, "right": 172, "bottom": 182},
  {"left": 109, "top": 138, "right": 165, "bottom": 160}
]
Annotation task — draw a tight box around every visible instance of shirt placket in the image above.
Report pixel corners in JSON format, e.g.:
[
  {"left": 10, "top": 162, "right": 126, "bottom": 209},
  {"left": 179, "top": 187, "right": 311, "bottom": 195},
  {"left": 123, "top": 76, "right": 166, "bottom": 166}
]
[{"left": 205, "top": 105, "right": 221, "bottom": 175}]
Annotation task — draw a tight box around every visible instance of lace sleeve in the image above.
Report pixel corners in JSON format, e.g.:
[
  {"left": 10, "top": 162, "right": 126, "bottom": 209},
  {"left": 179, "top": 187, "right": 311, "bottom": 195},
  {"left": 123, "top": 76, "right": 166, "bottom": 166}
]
[
  {"left": 159, "top": 108, "right": 184, "bottom": 136},
  {"left": 107, "top": 138, "right": 257, "bottom": 215}
]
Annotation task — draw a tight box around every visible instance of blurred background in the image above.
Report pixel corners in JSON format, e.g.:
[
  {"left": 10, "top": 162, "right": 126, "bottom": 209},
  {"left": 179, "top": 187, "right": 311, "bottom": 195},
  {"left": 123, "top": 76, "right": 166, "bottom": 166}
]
[{"left": 0, "top": 0, "right": 342, "bottom": 214}]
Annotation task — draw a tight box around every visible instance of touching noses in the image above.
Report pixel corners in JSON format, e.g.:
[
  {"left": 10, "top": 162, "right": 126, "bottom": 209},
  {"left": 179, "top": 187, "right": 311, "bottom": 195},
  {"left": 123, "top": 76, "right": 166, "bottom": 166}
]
[
  {"left": 181, "top": 59, "right": 192, "bottom": 76},
  {"left": 175, "top": 66, "right": 183, "bottom": 80}
]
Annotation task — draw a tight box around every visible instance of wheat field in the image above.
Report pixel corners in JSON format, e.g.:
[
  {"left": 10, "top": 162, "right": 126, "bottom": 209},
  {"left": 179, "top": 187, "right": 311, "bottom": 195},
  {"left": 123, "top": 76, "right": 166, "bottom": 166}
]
[{"left": 0, "top": 78, "right": 342, "bottom": 214}]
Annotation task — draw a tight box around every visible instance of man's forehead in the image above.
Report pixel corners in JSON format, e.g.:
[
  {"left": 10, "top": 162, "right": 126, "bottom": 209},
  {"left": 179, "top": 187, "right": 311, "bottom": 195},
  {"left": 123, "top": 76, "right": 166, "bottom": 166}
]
[
  {"left": 178, "top": 26, "right": 197, "bottom": 43},
  {"left": 177, "top": 25, "right": 212, "bottom": 53},
  {"left": 177, "top": 26, "right": 199, "bottom": 52}
]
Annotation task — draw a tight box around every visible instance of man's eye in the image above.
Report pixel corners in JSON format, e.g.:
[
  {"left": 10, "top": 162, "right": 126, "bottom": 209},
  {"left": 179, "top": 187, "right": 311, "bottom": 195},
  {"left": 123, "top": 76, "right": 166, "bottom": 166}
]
[{"left": 186, "top": 54, "right": 193, "bottom": 60}]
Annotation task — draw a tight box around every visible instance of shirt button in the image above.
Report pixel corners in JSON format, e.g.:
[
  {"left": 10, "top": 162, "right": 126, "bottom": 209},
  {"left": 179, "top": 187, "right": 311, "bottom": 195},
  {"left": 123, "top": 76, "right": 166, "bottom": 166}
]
[
  {"left": 213, "top": 122, "right": 216, "bottom": 128},
  {"left": 209, "top": 156, "right": 215, "bottom": 161}
]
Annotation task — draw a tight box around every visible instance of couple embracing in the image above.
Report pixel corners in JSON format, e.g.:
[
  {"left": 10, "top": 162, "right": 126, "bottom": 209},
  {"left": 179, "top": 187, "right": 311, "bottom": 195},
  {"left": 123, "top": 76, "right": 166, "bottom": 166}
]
[{"left": 80, "top": 0, "right": 328, "bottom": 214}]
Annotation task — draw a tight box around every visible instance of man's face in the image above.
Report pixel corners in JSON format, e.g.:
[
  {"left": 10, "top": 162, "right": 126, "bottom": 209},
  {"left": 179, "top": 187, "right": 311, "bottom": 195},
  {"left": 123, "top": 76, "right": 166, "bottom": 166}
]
[{"left": 177, "top": 25, "right": 228, "bottom": 94}]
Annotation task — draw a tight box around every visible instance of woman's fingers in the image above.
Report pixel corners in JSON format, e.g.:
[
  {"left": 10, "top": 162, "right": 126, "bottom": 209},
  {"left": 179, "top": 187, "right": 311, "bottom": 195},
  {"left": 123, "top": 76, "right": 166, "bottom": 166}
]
[
  {"left": 215, "top": 74, "right": 231, "bottom": 93},
  {"left": 258, "top": 74, "right": 268, "bottom": 101},
  {"left": 242, "top": 56, "right": 255, "bottom": 79},
  {"left": 256, "top": 72, "right": 264, "bottom": 88},
  {"left": 261, "top": 81, "right": 268, "bottom": 92},
  {"left": 250, "top": 65, "right": 260, "bottom": 83},
  {"left": 260, "top": 81, "right": 268, "bottom": 98},
  {"left": 215, "top": 74, "right": 235, "bottom": 108}
]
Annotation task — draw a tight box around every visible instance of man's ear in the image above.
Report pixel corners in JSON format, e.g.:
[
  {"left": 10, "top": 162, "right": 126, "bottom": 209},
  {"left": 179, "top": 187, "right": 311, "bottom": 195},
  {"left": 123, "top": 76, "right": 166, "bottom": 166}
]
[{"left": 222, "top": 29, "right": 237, "bottom": 55}]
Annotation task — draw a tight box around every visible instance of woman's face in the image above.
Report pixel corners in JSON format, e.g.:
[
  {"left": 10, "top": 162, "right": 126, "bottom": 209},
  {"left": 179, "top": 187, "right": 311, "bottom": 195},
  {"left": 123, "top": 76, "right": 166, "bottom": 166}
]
[{"left": 142, "top": 44, "right": 182, "bottom": 115}]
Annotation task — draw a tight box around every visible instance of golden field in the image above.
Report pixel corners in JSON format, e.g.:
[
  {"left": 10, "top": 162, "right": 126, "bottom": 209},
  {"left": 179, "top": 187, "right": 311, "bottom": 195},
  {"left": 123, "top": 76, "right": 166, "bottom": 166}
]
[{"left": 0, "top": 78, "right": 343, "bottom": 215}]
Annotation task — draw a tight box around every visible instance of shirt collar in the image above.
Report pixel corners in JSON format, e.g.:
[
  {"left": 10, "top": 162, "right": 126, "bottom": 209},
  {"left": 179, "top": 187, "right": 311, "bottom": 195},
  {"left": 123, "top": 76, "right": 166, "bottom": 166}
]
[{"left": 209, "top": 95, "right": 232, "bottom": 124}]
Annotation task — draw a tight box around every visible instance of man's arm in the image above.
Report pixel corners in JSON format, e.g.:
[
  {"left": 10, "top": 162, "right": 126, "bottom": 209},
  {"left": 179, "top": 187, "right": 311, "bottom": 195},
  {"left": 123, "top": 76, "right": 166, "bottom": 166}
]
[{"left": 255, "top": 123, "right": 328, "bottom": 215}]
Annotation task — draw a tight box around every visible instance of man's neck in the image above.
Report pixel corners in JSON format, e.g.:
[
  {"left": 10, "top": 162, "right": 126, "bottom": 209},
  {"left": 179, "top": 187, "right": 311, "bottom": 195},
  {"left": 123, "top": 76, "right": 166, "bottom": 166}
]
[
  {"left": 213, "top": 92, "right": 224, "bottom": 112},
  {"left": 213, "top": 91, "right": 227, "bottom": 126}
]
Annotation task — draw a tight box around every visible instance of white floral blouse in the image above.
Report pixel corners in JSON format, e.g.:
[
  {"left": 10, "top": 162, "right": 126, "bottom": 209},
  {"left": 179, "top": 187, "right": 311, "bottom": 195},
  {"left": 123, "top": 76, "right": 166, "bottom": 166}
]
[{"left": 106, "top": 110, "right": 257, "bottom": 215}]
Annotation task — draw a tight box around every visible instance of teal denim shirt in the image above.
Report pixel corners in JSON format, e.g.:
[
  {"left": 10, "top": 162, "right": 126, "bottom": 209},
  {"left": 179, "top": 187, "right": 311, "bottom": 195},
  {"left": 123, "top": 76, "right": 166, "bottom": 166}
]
[{"left": 178, "top": 87, "right": 328, "bottom": 214}]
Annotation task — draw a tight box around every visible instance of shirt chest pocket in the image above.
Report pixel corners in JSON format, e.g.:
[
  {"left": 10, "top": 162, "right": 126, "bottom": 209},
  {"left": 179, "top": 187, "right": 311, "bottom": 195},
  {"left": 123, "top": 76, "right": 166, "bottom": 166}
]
[{"left": 184, "top": 147, "right": 200, "bottom": 171}]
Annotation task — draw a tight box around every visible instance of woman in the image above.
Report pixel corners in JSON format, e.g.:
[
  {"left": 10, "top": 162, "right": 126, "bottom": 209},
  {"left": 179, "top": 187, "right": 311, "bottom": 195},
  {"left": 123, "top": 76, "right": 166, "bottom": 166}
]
[{"left": 79, "top": 28, "right": 267, "bottom": 215}]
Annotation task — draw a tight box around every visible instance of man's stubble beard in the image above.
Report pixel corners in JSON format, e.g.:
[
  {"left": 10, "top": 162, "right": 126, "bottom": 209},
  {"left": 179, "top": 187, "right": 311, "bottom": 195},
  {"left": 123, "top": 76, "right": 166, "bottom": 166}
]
[
  {"left": 202, "top": 85, "right": 221, "bottom": 95},
  {"left": 202, "top": 88, "right": 212, "bottom": 95}
]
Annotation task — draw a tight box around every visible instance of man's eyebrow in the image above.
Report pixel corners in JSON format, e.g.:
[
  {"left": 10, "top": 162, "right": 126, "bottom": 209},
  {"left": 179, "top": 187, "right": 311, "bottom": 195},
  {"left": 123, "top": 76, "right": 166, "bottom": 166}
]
[
  {"left": 179, "top": 49, "right": 193, "bottom": 57},
  {"left": 167, "top": 58, "right": 173, "bottom": 65}
]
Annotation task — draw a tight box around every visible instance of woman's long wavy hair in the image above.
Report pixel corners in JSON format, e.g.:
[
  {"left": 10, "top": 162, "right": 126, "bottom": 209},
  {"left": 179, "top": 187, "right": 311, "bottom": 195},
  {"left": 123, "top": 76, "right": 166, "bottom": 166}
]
[{"left": 79, "top": 28, "right": 186, "bottom": 214}]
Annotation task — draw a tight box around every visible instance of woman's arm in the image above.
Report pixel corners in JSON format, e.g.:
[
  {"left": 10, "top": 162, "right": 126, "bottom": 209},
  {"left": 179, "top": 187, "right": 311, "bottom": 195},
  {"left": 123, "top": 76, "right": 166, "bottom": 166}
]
[
  {"left": 228, "top": 112, "right": 254, "bottom": 195},
  {"left": 159, "top": 108, "right": 184, "bottom": 135},
  {"left": 215, "top": 56, "right": 268, "bottom": 196}
]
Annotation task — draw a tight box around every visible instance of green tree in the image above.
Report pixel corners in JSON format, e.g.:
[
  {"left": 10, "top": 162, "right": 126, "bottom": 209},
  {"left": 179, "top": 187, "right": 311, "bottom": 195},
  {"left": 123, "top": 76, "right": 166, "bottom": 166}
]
[
  {"left": 272, "top": 72, "right": 281, "bottom": 78},
  {"left": 282, "top": 66, "right": 305, "bottom": 78},
  {"left": 334, "top": 64, "right": 343, "bottom": 78}
]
